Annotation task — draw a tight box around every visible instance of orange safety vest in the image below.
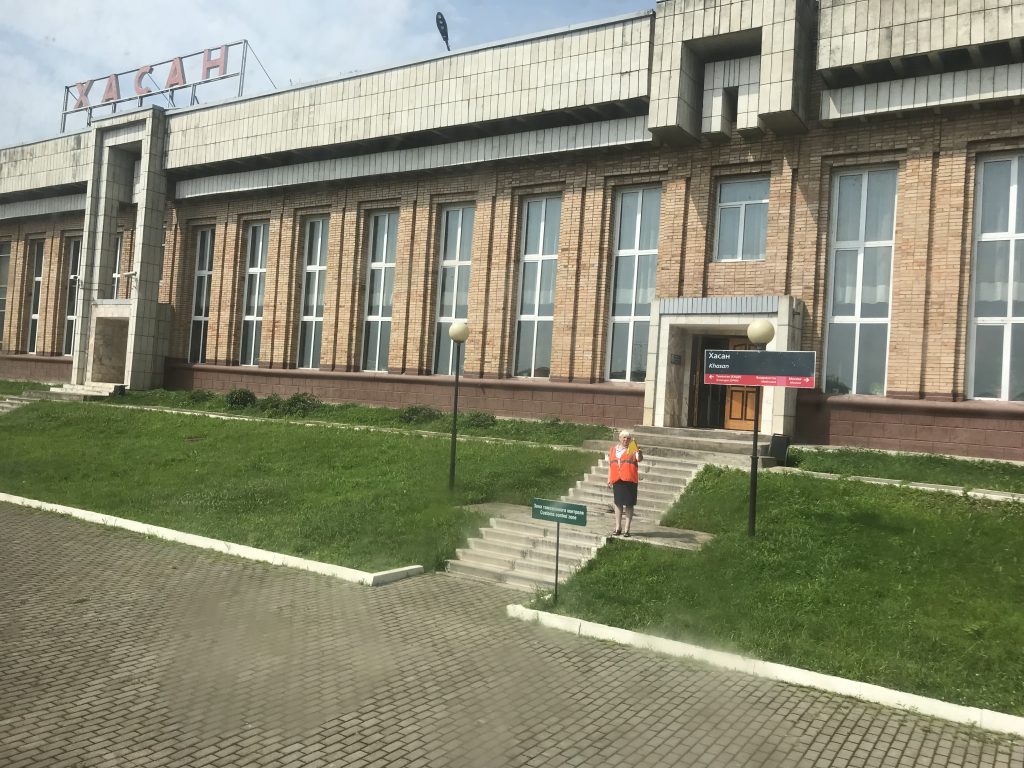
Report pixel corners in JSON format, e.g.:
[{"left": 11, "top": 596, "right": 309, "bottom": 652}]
[{"left": 608, "top": 446, "right": 640, "bottom": 484}]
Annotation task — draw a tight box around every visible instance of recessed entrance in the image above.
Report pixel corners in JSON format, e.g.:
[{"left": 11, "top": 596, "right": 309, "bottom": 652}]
[{"left": 689, "top": 335, "right": 758, "bottom": 430}]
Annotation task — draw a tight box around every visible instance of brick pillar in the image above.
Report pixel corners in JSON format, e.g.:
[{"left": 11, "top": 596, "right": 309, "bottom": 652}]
[
  {"left": 387, "top": 193, "right": 420, "bottom": 375},
  {"left": 261, "top": 198, "right": 293, "bottom": 368},
  {"left": 395, "top": 193, "right": 436, "bottom": 375},
  {"left": 35, "top": 230, "right": 62, "bottom": 355},
  {"left": 320, "top": 195, "right": 347, "bottom": 371},
  {"left": 464, "top": 175, "right": 499, "bottom": 378},
  {"left": 681, "top": 166, "right": 712, "bottom": 298},
  {"left": 332, "top": 201, "right": 363, "bottom": 371},
  {"left": 655, "top": 175, "right": 687, "bottom": 300},
  {"left": 549, "top": 183, "right": 585, "bottom": 382},
  {"left": 208, "top": 211, "right": 240, "bottom": 365},
  {"left": 480, "top": 188, "right": 515, "bottom": 378},
  {"left": 571, "top": 172, "right": 613, "bottom": 383},
  {"left": 7, "top": 236, "right": 27, "bottom": 353}
]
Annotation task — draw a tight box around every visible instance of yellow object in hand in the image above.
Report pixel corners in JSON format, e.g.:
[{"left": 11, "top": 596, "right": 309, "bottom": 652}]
[{"left": 628, "top": 439, "right": 638, "bottom": 453}]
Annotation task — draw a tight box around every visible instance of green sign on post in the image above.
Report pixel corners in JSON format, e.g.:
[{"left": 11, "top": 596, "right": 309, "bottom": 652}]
[{"left": 531, "top": 499, "right": 587, "bottom": 526}]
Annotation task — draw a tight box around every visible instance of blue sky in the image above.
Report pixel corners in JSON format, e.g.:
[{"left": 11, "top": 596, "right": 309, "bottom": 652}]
[{"left": 0, "top": 0, "right": 654, "bottom": 149}]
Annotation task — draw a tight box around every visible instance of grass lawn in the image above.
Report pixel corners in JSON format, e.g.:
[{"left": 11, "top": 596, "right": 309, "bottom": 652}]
[
  {"left": 0, "top": 379, "right": 48, "bottom": 396},
  {"left": 545, "top": 466, "right": 1024, "bottom": 715},
  {"left": 114, "top": 388, "right": 613, "bottom": 447},
  {"left": 790, "top": 447, "right": 1024, "bottom": 494},
  {"left": 0, "top": 402, "right": 597, "bottom": 572}
]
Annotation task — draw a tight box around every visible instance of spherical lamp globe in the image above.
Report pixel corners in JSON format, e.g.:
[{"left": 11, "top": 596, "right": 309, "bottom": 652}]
[
  {"left": 448, "top": 320, "right": 470, "bottom": 344},
  {"left": 747, "top": 318, "right": 775, "bottom": 346}
]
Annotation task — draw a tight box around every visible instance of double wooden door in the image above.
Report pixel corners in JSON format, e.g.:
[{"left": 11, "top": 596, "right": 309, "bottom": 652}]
[{"left": 723, "top": 338, "right": 758, "bottom": 431}]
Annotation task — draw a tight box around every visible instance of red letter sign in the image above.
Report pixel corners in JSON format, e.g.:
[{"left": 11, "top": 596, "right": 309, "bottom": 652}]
[
  {"left": 73, "top": 80, "right": 94, "bottom": 109},
  {"left": 134, "top": 65, "right": 153, "bottom": 96},
  {"left": 202, "top": 46, "right": 228, "bottom": 80},
  {"left": 165, "top": 57, "right": 187, "bottom": 89},
  {"left": 101, "top": 74, "right": 121, "bottom": 103}
]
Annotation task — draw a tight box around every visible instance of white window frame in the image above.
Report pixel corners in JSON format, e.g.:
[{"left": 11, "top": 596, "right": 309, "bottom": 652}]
[
  {"left": 63, "top": 237, "right": 82, "bottom": 356},
  {"left": 513, "top": 195, "right": 561, "bottom": 378},
  {"left": 26, "top": 239, "right": 44, "bottom": 354},
  {"left": 240, "top": 221, "right": 269, "bottom": 367},
  {"left": 111, "top": 232, "right": 123, "bottom": 298},
  {"left": 606, "top": 186, "right": 660, "bottom": 383},
  {"left": 298, "top": 217, "right": 329, "bottom": 370},
  {"left": 433, "top": 204, "right": 474, "bottom": 375},
  {"left": 822, "top": 166, "right": 898, "bottom": 396},
  {"left": 712, "top": 176, "right": 770, "bottom": 262},
  {"left": 188, "top": 227, "right": 215, "bottom": 364},
  {"left": 363, "top": 210, "right": 398, "bottom": 372},
  {"left": 0, "top": 241, "right": 10, "bottom": 351},
  {"left": 968, "top": 154, "right": 1024, "bottom": 401}
]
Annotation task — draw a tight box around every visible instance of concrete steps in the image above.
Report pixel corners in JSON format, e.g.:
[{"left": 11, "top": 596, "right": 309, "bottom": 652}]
[
  {"left": 0, "top": 395, "right": 31, "bottom": 414},
  {"left": 15, "top": 382, "right": 120, "bottom": 403}
]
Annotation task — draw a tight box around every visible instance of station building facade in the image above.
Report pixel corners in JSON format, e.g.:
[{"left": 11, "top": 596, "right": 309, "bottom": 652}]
[{"left": 2, "top": 0, "right": 1024, "bottom": 460}]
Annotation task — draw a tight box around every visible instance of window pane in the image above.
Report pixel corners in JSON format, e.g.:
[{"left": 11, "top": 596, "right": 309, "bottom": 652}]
[
  {"left": 741, "top": 202, "right": 768, "bottom": 260},
  {"left": 716, "top": 206, "right": 740, "bottom": 260},
  {"left": 1014, "top": 242, "right": 1024, "bottom": 317},
  {"left": 28, "top": 319, "right": 37, "bottom": 353},
  {"left": 635, "top": 254, "right": 655, "bottom": 317},
  {"left": 861, "top": 246, "right": 892, "bottom": 318},
  {"left": 298, "top": 322, "right": 313, "bottom": 368},
  {"left": 371, "top": 215, "right": 387, "bottom": 263},
  {"left": 456, "top": 265, "right": 470, "bottom": 318},
  {"left": 720, "top": 178, "right": 768, "bottom": 204},
  {"left": 831, "top": 249, "right": 858, "bottom": 316},
  {"left": 439, "top": 267, "right": 454, "bottom": 317},
  {"left": 864, "top": 169, "right": 897, "bottom": 241},
  {"left": 542, "top": 197, "right": 561, "bottom": 255},
  {"left": 856, "top": 324, "right": 888, "bottom": 395},
  {"left": 825, "top": 323, "right": 855, "bottom": 394},
  {"left": 194, "top": 275, "right": 207, "bottom": 316},
  {"left": 534, "top": 320, "right": 552, "bottom": 377},
  {"left": 311, "top": 323, "right": 322, "bottom": 368},
  {"left": 0, "top": 253, "right": 8, "bottom": 285},
  {"left": 631, "top": 321, "right": 649, "bottom": 382},
  {"left": 458, "top": 208, "right": 475, "bottom": 262},
  {"left": 443, "top": 211, "right": 459, "bottom": 261},
  {"left": 1018, "top": 160, "right": 1024, "bottom": 234},
  {"left": 538, "top": 259, "right": 556, "bottom": 317},
  {"left": 67, "top": 284, "right": 78, "bottom": 317},
  {"left": 306, "top": 221, "right": 321, "bottom": 266},
  {"left": 381, "top": 267, "right": 394, "bottom": 318},
  {"left": 617, "top": 192, "right": 638, "bottom": 251},
  {"left": 612, "top": 255, "right": 635, "bottom": 316},
  {"left": 638, "top": 187, "right": 661, "bottom": 251},
  {"left": 520, "top": 261, "right": 538, "bottom": 315},
  {"left": 836, "top": 174, "right": 863, "bottom": 241},
  {"left": 515, "top": 321, "right": 535, "bottom": 377},
  {"left": 974, "top": 241, "right": 1010, "bottom": 317},
  {"left": 434, "top": 324, "right": 452, "bottom": 374},
  {"left": 368, "top": 270, "right": 381, "bottom": 316},
  {"left": 251, "top": 320, "right": 262, "bottom": 362},
  {"left": 302, "top": 273, "right": 317, "bottom": 317},
  {"left": 191, "top": 321, "right": 205, "bottom": 363},
  {"left": 525, "top": 200, "right": 543, "bottom": 255},
  {"left": 1010, "top": 325, "right": 1024, "bottom": 401},
  {"left": 973, "top": 325, "right": 1004, "bottom": 398},
  {"left": 64, "top": 319, "right": 74, "bottom": 355},
  {"left": 386, "top": 212, "right": 399, "bottom": 263},
  {"left": 378, "top": 322, "right": 390, "bottom": 370},
  {"left": 609, "top": 322, "right": 629, "bottom": 380},
  {"left": 980, "top": 160, "right": 1011, "bottom": 235},
  {"left": 363, "top": 321, "right": 379, "bottom": 371},
  {"left": 241, "top": 321, "right": 254, "bottom": 365}
]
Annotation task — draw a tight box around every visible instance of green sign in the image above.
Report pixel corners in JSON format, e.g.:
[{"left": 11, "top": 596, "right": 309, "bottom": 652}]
[{"left": 532, "top": 498, "right": 587, "bottom": 526}]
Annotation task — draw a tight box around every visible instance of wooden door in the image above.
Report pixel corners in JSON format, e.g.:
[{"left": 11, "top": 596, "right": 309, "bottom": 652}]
[{"left": 724, "top": 338, "right": 758, "bottom": 431}]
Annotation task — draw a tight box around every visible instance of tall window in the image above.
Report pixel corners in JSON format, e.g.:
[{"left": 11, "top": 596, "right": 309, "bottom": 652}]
[
  {"left": 434, "top": 205, "right": 474, "bottom": 375},
  {"left": 608, "top": 186, "right": 660, "bottom": 382},
  {"left": 0, "top": 241, "right": 9, "bottom": 351},
  {"left": 714, "top": 177, "right": 769, "bottom": 261},
  {"left": 363, "top": 210, "right": 397, "bottom": 372},
  {"left": 824, "top": 168, "right": 897, "bottom": 396},
  {"left": 298, "top": 217, "right": 329, "bottom": 369},
  {"left": 971, "top": 155, "right": 1024, "bottom": 401},
  {"left": 26, "top": 240, "right": 44, "bottom": 354},
  {"left": 514, "top": 196, "right": 560, "bottom": 377},
  {"left": 240, "top": 222, "right": 268, "bottom": 366},
  {"left": 188, "top": 227, "right": 215, "bottom": 364},
  {"left": 111, "top": 232, "right": 123, "bottom": 298},
  {"left": 63, "top": 237, "right": 82, "bottom": 356}
]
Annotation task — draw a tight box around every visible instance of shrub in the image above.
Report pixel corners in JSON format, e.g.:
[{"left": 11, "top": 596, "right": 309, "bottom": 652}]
[
  {"left": 226, "top": 388, "right": 257, "bottom": 410},
  {"left": 284, "top": 392, "right": 321, "bottom": 416},
  {"left": 186, "top": 389, "right": 216, "bottom": 404},
  {"left": 399, "top": 405, "right": 442, "bottom": 424},
  {"left": 462, "top": 410, "right": 496, "bottom": 428},
  {"left": 258, "top": 393, "right": 286, "bottom": 416}
]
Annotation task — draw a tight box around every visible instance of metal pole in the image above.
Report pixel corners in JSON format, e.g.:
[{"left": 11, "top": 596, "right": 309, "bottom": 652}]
[
  {"left": 554, "top": 521, "right": 561, "bottom": 603},
  {"left": 448, "top": 343, "right": 461, "bottom": 491},
  {"left": 748, "top": 384, "right": 762, "bottom": 537}
]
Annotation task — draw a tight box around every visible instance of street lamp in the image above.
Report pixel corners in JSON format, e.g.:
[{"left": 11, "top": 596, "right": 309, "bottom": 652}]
[
  {"left": 448, "top": 320, "right": 470, "bottom": 491},
  {"left": 746, "top": 318, "right": 775, "bottom": 537}
]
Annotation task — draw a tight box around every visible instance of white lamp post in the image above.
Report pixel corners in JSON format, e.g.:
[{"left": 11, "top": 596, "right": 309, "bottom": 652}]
[
  {"left": 448, "top": 321, "right": 470, "bottom": 491},
  {"left": 746, "top": 318, "right": 775, "bottom": 537}
]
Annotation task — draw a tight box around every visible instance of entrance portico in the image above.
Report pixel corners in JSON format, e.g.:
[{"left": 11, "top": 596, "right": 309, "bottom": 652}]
[{"left": 643, "top": 296, "right": 806, "bottom": 436}]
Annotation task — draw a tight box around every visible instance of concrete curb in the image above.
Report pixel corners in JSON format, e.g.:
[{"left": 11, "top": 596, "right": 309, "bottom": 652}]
[
  {"left": 769, "top": 466, "right": 1024, "bottom": 504},
  {"left": 0, "top": 493, "right": 423, "bottom": 587},
  {"left": 506, "top": 604, "right": 1024, "bottom": 737}
]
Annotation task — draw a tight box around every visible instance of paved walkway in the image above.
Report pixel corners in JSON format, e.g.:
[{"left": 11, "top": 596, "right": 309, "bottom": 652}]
[{"left": 1, "top": 502, "right": 1020, "bottom": 768}]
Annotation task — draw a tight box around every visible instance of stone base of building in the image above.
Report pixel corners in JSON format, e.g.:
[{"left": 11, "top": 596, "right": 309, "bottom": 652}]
[
  {"left": 0, "top": 355, "right": 72, "bottom": 385},
  {"left": 165, "top": 362, "right": 644, "bottom": 426},
  {"left": 796, "top": 394, "right": 1024, "bottom": 462}
]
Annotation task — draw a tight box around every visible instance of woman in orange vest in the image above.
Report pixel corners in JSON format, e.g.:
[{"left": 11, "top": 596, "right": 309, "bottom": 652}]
[{"left": 607, "top": 429, "right": 642, "bottom": 537}]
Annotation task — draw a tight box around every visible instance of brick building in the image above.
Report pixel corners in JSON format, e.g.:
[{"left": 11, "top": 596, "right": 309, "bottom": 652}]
[{"left": 1, "top": 0, "right": 1023, "bottom": 459}]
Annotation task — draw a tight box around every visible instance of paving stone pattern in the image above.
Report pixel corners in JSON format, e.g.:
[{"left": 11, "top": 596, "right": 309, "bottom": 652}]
[{"left": 1, "top": 502, "right": 1021, "bottom": 768}]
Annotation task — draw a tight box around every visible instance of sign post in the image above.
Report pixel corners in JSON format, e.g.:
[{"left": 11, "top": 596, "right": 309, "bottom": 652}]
[{"left": 531, "top": 499, "right": 587, "bottom": 602}]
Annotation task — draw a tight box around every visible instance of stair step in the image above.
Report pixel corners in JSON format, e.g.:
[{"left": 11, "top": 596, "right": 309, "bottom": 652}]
[
  {"left": 446, "top": 561, "right": 535, "bottom": 592},
  {"left": 576, "top": 480, "right": 681, "bottom": 503},
  {"left": 490, "top": 517, "right": 605, "bottom": 546},
  {"left": 478, "top": 529, "right": 600, "bottom": 558},
  {"left": 466, "top": 537, "right": 595, "bottom": 564}
]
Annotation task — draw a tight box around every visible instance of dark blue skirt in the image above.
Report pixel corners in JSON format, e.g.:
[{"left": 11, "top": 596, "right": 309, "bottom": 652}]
[{"left": 612, "top": 480, "right": 638, "bottom": 507}]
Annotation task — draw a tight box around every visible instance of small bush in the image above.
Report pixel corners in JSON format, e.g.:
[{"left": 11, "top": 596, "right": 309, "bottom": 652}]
[
  {"left": 226, "top": 388, "right": 257, "bottom": 410},
  {"left": 187, "top": 389, "right": 216, "bottom": 404},
  {"left": 462, "top": 410, "right": 496, "bottom": 428},
  {"left": 542, "top": 416, "right": 562, "bottom": 425},
  {"left": 258, "top": 393, "right": 286, "bottom": 416},
  {"left": 399, "top": 405, "right": 442, "bottom": 424},
  {"left": 284, "top": 392, "right": 321, "bottom": 416}
]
